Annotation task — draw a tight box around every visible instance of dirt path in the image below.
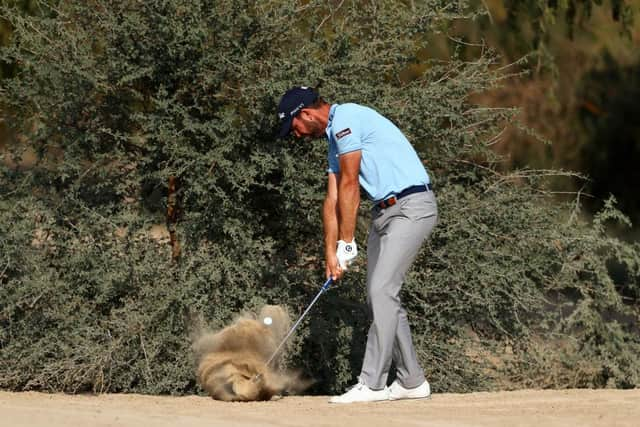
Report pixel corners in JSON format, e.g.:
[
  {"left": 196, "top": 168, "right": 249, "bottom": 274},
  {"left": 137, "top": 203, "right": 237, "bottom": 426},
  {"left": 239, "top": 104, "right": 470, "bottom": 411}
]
[{"left": 1, "top": 389, "right": 639, "bottom": 427}]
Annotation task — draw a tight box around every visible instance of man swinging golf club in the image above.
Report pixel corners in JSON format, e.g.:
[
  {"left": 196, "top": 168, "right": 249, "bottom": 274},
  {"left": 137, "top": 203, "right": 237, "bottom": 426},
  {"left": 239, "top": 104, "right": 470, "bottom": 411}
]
[{"left": 277, "top": 86, "right": 438, "bottom": 403}]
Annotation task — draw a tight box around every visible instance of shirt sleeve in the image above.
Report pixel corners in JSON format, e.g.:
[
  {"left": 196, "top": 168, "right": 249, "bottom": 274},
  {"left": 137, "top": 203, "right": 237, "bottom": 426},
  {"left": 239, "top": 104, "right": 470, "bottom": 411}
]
[{"left": 331, "top": 113, "right": 362, "bottom": 155}]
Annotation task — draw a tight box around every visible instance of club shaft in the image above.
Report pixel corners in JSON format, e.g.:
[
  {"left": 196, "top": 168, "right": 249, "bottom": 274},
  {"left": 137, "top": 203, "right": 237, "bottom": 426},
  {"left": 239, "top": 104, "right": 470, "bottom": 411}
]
[{"left": 264, "top": 277, "right": 333, "bottom": 367}]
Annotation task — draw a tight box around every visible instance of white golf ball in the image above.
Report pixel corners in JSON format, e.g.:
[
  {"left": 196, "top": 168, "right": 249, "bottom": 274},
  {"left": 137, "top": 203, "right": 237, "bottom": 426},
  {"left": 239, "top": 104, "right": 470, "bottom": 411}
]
[{"left": 263, "top": 317, "right": 273, "bottom": 325}]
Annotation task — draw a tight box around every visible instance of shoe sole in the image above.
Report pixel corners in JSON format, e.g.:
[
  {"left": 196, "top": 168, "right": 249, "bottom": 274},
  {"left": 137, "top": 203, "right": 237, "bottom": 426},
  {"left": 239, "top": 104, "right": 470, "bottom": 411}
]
[
  {"left": 388, "top": 394, "right": 432, "bottom": 401},
  {"left": 329, "top": 398, "right": 390, "bottom": 404}
]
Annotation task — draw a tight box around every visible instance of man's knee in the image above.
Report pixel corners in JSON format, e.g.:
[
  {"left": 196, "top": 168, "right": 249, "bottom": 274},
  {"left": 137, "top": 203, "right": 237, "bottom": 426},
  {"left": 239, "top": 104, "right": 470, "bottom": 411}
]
[{"left": 368, "top": 283, "right": 400, "bottom": 309}]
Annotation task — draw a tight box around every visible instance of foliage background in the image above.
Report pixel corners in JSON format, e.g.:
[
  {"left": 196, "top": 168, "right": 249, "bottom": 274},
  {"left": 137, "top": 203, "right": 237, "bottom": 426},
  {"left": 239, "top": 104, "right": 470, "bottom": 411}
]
[
  {"left": 1, "top": 0, "right": 639, "bottom": 395},
  {"left": 465, "top": 0, "right": 640, "bottom": 239}
]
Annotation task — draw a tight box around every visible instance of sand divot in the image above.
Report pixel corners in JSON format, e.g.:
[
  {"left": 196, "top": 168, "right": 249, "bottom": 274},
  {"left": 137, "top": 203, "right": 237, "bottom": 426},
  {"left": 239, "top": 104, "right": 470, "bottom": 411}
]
[{"left": 193, "top": 305, "right": 312, "bottom": 401}]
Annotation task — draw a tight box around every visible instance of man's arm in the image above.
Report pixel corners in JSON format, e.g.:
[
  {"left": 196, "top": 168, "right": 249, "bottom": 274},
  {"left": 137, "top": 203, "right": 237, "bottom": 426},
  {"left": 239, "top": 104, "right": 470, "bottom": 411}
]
[
  {"left": 337, "top": 150, "right": 361, "bottom": 242},
  {"left": 323, "top": 172, "right": 341, "bottom": 280}
]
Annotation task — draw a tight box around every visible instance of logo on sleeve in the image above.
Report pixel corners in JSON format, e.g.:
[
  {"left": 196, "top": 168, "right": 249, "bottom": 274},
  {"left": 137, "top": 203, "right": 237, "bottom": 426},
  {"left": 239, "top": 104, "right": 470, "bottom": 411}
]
[{"left": 336, "top": 128, "right": 352, "bottom": 139}]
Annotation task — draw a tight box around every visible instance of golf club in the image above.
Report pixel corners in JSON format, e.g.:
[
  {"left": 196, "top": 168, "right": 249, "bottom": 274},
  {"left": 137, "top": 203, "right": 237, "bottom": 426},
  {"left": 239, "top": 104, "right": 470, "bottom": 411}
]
[{"left": 254, "top": 277, "right": 334, "bottom": 383}]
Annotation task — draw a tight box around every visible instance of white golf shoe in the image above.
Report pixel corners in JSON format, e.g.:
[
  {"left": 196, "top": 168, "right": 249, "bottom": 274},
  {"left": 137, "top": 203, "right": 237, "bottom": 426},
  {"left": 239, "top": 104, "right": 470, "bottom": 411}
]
[
  {"left": 329, "top": 381, "right": 390, "bottom": 404},
  {"left": 388, "top": 380, "right": 431, "bottom": 400}
]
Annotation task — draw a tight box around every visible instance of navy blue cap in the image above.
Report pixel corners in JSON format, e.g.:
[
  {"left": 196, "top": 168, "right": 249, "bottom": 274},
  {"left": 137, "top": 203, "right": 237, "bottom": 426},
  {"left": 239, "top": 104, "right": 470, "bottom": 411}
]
[{"left": 277, "top": 86, "right": 319, "bottom": 138}]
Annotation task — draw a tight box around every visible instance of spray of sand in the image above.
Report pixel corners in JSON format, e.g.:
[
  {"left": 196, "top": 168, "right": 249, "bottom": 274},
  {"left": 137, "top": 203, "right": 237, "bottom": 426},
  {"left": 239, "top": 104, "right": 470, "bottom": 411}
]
[{"left": 193, "top": 305, "right": 312, "bottom": 401}]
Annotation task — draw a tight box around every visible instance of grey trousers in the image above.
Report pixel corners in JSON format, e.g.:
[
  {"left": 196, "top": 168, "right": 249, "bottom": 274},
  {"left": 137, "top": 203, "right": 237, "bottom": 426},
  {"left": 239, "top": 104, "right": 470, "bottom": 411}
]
[{"left": 359, "top": 190, "right": 438, "bottom": 390}]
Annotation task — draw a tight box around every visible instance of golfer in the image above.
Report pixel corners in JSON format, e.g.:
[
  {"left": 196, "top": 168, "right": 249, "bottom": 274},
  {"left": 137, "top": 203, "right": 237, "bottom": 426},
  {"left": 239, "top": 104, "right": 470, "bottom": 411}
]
[{"left": 277, "top": 86, "right": 438, "bottom": 403}]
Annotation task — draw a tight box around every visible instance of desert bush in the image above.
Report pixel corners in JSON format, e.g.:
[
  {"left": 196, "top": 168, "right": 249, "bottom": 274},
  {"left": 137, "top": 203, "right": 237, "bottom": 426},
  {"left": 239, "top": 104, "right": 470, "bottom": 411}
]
[{"left": 0, "top": 0, "right": 638, "bottom": 394}]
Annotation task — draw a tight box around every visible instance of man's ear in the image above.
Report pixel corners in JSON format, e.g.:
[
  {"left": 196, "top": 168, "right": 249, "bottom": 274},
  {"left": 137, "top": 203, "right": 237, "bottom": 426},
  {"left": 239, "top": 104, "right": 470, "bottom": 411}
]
[{"left": 299, "top": 108, "right": 314, "bottom": 121}]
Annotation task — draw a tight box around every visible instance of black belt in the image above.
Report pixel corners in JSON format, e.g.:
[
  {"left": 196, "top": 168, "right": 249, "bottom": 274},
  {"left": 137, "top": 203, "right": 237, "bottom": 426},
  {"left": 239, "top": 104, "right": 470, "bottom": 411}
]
[{"left": 377, "top": 184, "right": 432, "bottom": 209}]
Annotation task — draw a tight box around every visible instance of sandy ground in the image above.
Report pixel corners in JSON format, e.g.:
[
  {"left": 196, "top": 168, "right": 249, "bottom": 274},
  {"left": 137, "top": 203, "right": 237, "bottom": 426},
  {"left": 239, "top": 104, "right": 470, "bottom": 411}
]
[{"left": 1, "top": 389, "right": 639, "bottom": 427}]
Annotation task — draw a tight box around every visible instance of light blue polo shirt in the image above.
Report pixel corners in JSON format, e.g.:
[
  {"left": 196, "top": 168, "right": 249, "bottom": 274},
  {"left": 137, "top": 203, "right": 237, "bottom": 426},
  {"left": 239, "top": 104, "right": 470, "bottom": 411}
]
[{"left": 326, "top": 103, "right": 431, "bottom": 202}]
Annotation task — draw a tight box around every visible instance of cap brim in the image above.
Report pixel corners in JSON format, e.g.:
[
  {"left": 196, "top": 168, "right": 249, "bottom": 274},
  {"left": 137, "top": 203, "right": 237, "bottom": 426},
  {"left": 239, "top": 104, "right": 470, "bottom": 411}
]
[{"left": 278, "top": 117, "right": 293, "bottom": 138}]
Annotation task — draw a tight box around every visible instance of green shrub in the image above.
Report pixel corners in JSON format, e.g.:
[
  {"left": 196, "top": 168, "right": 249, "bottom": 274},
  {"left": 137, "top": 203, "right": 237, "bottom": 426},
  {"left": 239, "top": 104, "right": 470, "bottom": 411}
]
[{"left": 1, "top": 0, "right": 638, "bottom": 394}]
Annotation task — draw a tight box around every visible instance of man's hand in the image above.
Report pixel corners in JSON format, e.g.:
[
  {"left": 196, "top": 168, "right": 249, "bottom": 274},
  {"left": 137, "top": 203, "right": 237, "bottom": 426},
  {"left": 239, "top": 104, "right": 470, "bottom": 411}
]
[
  {"left": 326, "top": 251, "right": 343, "bottom": 281},
  {"left": 336, "top": 239, "right": 358, "bottom": 270}
]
